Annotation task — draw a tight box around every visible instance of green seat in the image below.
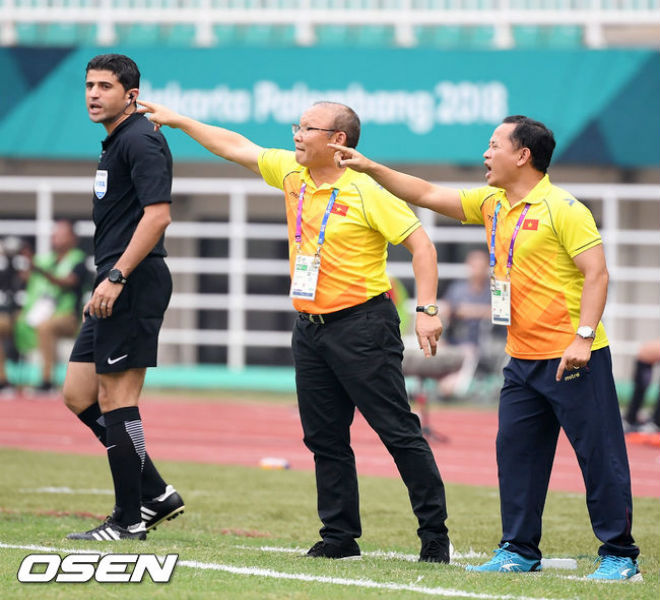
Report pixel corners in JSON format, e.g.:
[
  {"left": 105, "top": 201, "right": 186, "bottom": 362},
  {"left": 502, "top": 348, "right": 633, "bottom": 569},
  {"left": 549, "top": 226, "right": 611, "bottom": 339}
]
[
  {"left": 41, "top": 24, "right": 80, "bottom": 46},
  {"left": 464, "top": 26, "right": 495, "bottom": 49},
  {"left": 351, "top": 25, "right": 395, "bottom": 47},
  {"left": 315, "top": 25, "right": 350, "bottom": 46},
  {"left": 115, "top": 24, "right": 161, "bottom": 46},
  {"left": 214, "top": 25, "right": 238, "bottom": 46},
  {"left": 544, "top": 25, "right": 583, "bottom": 48},
  {"left": 513, "top": 25, "right": 542, "bottom": 48},
  {"left": 14, "top": 23, "right": 40, "bottom": 45},
  {"left": 76, "top": 24, "right": 98, "bottom": 45},
  {"left": 161, "top": 24, "right": 197, "bottom": 46},
  {"left": 414, "top": 25, "right": 463, "bottom": 48}
]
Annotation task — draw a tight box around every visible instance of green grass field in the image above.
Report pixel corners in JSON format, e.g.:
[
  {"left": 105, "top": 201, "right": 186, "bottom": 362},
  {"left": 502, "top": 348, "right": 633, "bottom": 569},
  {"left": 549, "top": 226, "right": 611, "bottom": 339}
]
[{"left": 0, "top": 447, "right": 658, "bottom": 599}]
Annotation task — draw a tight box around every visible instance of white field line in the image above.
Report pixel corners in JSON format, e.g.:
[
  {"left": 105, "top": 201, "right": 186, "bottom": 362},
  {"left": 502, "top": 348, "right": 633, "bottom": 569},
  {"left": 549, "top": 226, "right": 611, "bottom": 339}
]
[
  {"left": 234, "top": 544, "right": 487, "bottom": 561},
  {"left": 0, "top": 541, "right": 571, "bottom": 600},
  {"left": 235, "top": 545, "right": 577, "bottom": 570}
]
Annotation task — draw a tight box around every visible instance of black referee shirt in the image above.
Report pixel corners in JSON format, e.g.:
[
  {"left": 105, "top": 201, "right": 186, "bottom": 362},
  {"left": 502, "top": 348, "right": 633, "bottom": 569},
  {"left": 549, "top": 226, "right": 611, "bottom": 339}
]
[{"left": 92, "top": 113, "right": 173, "bottom": 267}]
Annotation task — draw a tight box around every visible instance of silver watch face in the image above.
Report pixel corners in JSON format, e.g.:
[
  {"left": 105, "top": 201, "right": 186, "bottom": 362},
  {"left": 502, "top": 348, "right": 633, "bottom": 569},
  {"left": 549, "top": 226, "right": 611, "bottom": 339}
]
[
  {"left": 576, "top": 326, "right": 595, "bottom": 339},
  {"left": 424, "top": 305, "right": 438, "bottom": 316}
]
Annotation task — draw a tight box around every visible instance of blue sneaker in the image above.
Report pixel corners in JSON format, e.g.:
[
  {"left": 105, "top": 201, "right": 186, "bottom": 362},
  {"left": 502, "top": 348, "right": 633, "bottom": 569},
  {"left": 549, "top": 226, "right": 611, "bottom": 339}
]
[
  {"left": 466, "top": 543, "right": 541, "bottom": 573},
  {"left": 587, "top": 555, "right": 642, "bottom": 581}
]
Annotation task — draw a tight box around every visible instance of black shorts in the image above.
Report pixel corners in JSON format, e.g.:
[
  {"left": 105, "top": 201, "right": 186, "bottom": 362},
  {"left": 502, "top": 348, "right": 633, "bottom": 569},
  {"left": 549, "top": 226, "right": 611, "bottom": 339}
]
[{"left": 69, "top": 257, "right": 172, "bottom": 374}]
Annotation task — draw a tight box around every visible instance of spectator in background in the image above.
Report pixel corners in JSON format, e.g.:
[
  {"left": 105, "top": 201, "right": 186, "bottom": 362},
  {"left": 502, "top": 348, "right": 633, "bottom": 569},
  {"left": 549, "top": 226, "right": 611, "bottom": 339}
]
[
  {"left": 435, "top": 249, "right": 504, "bottom": 398},
  {"left": 623, "top": 339, "right": 660, "bottom": 433},
  {"left": 440, "top": 249, "right": 491, "bottom": 347},
  {"left": 0, "top": 236, "right": 25, "bottom": 394},
  {"left": 13, "top": 220, "right": 89, "bottom": 393}
]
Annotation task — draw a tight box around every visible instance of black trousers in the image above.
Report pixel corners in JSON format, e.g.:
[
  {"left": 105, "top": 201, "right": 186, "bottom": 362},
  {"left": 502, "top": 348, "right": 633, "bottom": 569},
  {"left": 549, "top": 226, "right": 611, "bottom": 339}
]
[{"left": 293, "top": 296, "right": 449, "bottom": 545}]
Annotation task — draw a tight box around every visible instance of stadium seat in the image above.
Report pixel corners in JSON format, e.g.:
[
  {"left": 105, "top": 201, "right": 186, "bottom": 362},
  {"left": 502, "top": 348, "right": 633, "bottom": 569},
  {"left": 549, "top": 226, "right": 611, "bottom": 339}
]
[
  {"left": 545, "top": 25, "right": 583, "bottom": 48},
  {"left": 513, "top": 25, "right": 583, "bottom": 48},
  {"left": 115, "top": 24, "right": 161, "bottom": 46},
  {"left": 414, "top": 25, "right": 464, "bottom": 48},
  {"left": 315, "top": 24, "right": 350, "bottom": 46},
  {"left": 161, "top": 24, "right": 197, "bottom": 46}
]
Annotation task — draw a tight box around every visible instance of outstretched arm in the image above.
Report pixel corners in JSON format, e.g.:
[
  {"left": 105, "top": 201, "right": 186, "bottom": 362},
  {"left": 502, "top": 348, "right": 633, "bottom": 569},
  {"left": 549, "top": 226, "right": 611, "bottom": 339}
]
[
  {"left": 138, "top": 100, "right": 263, "bottom": 175},
  {"left": 329, "top": 143, "right": 466, "bottom": 221}
]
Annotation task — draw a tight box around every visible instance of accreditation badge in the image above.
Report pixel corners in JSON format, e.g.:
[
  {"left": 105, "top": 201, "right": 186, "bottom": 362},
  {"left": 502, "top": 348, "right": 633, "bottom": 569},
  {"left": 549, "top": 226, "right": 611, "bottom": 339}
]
[
  {"left": 290, "top": 254, "right": 321, "bottom": 300},
  {"left": 94, "top": 169, "right": 108, "bottom": 199},
  {"left": 490, "top": 279, "right": 511, "bottom": 325}
]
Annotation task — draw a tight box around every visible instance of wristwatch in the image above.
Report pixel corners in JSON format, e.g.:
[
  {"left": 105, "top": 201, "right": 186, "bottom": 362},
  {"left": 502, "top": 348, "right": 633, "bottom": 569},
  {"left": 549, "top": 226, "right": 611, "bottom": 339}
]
[
  {"left": 107, "top": 268, "right": 127, "bottom": 285},
  {"left": 576, "top": 325, "right": 596, "bottom": 340},
  {"left": 416, "top": 304, "right": 439, "bottom": 316}
]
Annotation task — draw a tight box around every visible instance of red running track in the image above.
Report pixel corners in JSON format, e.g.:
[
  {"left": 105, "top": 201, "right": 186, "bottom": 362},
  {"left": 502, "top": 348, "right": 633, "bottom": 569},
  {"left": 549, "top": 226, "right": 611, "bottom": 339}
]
[{"left": 0, "top": 394, "right": 658, "bottom": 497}]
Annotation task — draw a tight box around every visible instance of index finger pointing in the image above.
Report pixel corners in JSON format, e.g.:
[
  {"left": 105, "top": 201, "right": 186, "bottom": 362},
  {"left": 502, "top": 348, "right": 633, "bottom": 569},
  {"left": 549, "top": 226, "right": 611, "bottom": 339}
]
[{"left": 136, "top": 100, "right": 153, "bottom": 112}]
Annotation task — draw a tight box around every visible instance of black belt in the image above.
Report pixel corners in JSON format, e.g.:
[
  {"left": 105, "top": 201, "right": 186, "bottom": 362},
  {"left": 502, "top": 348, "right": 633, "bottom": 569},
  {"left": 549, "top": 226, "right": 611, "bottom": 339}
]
[{"left": 298, "top": 292, "right": 390, "bottom": 325}]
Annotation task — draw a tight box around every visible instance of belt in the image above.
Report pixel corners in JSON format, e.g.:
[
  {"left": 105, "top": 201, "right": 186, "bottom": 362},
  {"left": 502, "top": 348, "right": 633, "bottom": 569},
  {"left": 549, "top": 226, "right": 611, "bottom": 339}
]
[{"left": 298, "top": 292, "right": 390, "bottom": 325}]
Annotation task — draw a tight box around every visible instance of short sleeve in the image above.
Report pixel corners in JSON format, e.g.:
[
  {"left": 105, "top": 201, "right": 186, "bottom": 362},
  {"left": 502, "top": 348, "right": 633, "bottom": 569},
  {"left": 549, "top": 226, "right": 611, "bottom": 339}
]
[
  {"left": 554, "top": 198, "right": 602, "bottom": 257},
  {"left": 126, "top": 130, "right": 172, "bottom": 207},
  {"left": 460, "top": 187, "right": 498, "bottom": 225},
  {"left": 258, "top": 148, "right": 299, "bottom": 190},
  {"left": 362, "top": 183, "right": 421, "bottom": 245}
]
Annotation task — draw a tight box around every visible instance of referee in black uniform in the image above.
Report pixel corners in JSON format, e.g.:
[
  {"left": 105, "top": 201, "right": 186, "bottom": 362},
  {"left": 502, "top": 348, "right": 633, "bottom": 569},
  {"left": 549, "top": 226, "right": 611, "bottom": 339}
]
[{"left": 63, "top": 54, "right": 184, "bottom": 541}]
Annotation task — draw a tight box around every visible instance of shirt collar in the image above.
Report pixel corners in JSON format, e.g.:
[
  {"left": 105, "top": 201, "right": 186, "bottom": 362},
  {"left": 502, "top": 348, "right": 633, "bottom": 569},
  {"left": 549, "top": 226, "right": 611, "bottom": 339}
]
[
  {"left": 102, "top": 113, "right": 141, "bottom": 149},
  {"left": 299, "top": 166, "right": 356, "bottom": 192},
  {"left": 501, "top": 174, "right": 551, "bottom": 209}
]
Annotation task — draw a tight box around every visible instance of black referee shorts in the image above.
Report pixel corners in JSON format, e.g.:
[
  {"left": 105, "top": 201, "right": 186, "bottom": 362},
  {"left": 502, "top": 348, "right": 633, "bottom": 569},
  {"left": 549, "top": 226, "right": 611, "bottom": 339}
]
[{"left": 70, "top": 257, "right": 172, "bottom": 374}]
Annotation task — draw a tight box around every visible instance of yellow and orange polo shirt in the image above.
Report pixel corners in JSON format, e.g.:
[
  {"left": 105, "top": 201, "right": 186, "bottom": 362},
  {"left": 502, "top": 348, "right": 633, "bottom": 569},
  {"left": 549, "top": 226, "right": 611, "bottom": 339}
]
[
  {"left": 259, "top": 148, "right": 421, "bottom": 314},
  {"left": 460, "top": 174, "right": 608, "bottom": 360}
]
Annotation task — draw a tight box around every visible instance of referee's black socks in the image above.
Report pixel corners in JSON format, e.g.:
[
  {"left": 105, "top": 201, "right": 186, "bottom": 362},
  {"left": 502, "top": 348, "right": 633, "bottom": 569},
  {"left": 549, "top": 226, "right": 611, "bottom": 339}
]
[
  {"left": 104, "top": 406, "right": 145, "bottom": 527},
  {"left": 77, "top": 403, "right": 167, "bottom": 499}
]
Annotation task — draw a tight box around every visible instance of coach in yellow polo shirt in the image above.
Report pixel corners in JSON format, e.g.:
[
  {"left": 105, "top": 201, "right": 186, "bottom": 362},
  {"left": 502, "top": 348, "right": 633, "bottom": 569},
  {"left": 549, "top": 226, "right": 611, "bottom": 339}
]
[
  {"left": 330, "top": 115, "right": 640, "bottom": 581},
  {"left": 138, "top": 99, "right": 451, "bottom": 563}
]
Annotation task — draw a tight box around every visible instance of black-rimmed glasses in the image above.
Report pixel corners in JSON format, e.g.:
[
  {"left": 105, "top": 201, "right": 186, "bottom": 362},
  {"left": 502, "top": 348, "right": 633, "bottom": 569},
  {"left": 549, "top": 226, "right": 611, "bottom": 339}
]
[{"left": 291, "top": 124, "right": 337, "bottom": 135}]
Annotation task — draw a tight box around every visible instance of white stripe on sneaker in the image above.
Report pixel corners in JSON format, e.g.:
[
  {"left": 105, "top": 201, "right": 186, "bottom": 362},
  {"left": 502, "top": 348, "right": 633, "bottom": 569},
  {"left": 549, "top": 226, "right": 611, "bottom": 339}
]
[
  {"left": 98, "top": 529, "right": 112, "bottom": 541},
  {"left": 105, "top": 527, "right": 120, "bottom": 540}
]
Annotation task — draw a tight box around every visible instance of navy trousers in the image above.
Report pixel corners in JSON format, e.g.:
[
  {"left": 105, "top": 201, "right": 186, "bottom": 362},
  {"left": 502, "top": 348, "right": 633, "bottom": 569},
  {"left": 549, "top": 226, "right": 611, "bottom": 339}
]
[
  {"left": 293, "top": 296, "right": 449, "bottom": 545},
  {"left": 497, "top": 347, "right": 639, "bottom": 560}
]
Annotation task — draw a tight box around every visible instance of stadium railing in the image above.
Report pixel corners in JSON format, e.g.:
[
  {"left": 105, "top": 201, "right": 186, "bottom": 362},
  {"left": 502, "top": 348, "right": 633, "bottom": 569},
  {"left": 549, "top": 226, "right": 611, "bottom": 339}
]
[
  {"left": 1, "top": 0, "right": 659, "bottom": 48},
  {"left": 0, "top": 175, "right": 658, "bottom": 377}
]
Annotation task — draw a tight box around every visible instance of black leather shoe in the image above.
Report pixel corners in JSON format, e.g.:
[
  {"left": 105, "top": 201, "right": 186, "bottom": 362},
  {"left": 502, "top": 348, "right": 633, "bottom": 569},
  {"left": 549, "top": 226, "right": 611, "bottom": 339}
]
[{"left": 306, "top": 540, "right": 361, "bottom": 559}]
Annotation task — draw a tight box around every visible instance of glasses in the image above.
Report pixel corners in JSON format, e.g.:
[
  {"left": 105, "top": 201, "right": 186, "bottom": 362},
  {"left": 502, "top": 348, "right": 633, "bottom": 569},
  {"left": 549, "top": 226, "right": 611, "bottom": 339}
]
[{"left": 291, "top": 124, "right": 337, "bottom": 135}]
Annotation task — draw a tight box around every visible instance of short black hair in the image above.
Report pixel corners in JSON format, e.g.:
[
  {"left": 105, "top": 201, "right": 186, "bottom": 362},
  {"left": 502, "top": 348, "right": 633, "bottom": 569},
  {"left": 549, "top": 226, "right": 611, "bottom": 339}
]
[
  {"left": 314, "top": 101, "right": 361, "bottom": 148},
  {"left": 86, "top": 54, "right": 140, "bottom": 91},
  {"left": 502, "top": 115, "right": 556, "bottom": 173}
]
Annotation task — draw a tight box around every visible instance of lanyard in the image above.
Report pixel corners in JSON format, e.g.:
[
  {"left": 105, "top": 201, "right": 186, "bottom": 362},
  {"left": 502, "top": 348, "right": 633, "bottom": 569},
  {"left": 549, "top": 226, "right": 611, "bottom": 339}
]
[
  {"left": 294, "top": 183, "right": 339, "bottom": 254},
  {"left": 489, "top": 201, "right": 531, "bottom": 280}
]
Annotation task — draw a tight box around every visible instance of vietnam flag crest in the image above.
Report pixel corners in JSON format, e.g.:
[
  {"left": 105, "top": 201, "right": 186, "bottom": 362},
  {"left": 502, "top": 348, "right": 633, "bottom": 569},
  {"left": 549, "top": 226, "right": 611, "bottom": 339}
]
[
  {"left": 523, "top": 219, "right": 539, "bottom": 231},
  {"left": 331, "top": 203, "right": 349, "bottom": 217}
]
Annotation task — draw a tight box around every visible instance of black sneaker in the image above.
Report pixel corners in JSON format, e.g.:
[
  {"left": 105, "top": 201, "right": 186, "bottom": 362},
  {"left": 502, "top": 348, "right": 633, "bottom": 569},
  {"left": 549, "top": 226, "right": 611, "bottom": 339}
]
[
  {"left": 419, "top": 536, "right": 451, "bottom": 563},
  {"left": 141, "top": 484, "right": 185, "bottom": 531},
  {"left": 306, "top": 540, "right": 361, "bottom": 559},
  {"left": 0, "top": 381, "right": 16, "bottom": 397},
  {"left": 67, "top": 517, "right": 146, "bottom": 541},
  {"left": 32, "top": 381, "right": 56, "bottom": 395}
]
